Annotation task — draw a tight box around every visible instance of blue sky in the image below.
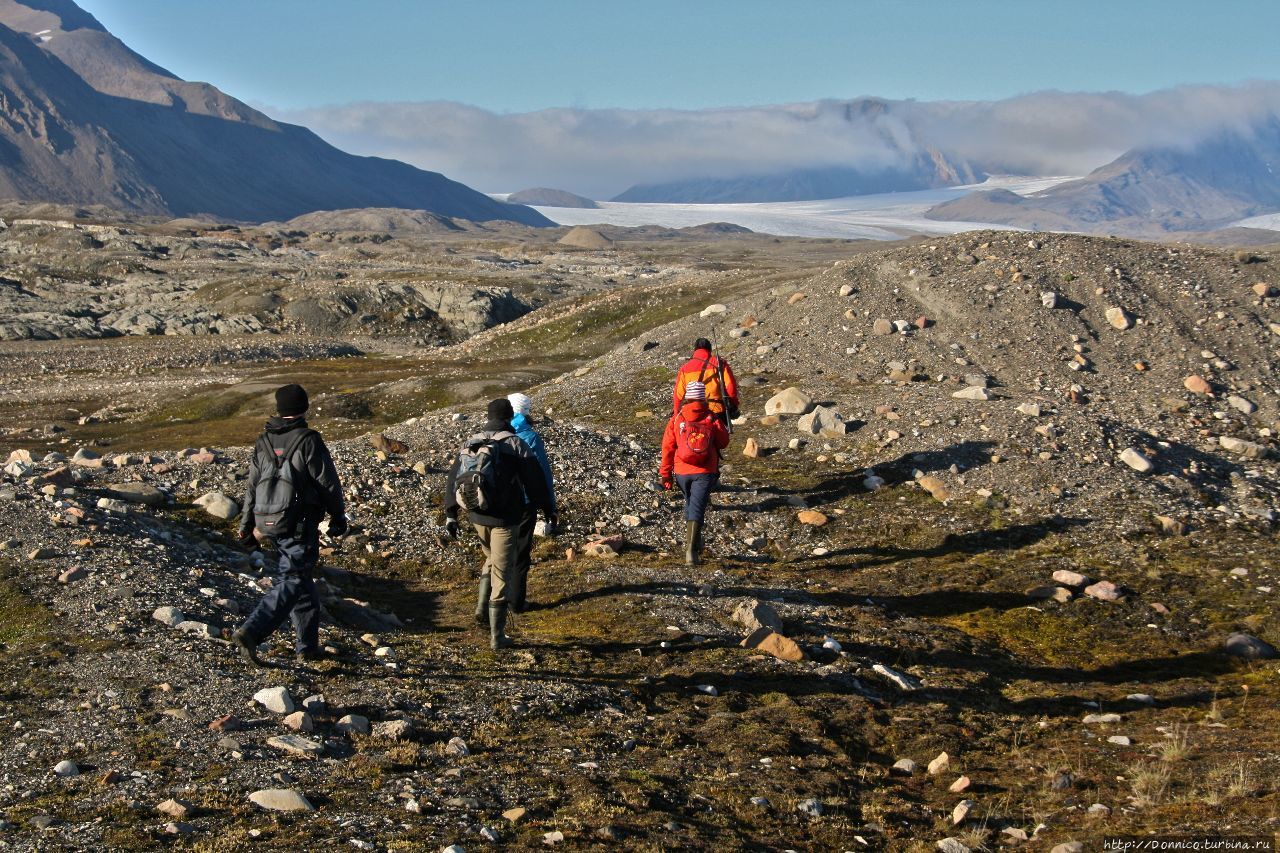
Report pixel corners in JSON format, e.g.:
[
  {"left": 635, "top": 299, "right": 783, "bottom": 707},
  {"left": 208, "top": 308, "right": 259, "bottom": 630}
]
[{"left": 76, "top": 0, "right": 1280, "bottom": 112}]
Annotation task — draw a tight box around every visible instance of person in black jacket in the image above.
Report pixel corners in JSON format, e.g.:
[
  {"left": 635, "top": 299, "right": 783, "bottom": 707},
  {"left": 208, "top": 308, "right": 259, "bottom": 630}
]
[
  {"left": 231, "top": 384, "right": 347, "bottom": 666},
  {"left": 445, "top": 398, "right": 555, "bottom": 651}
]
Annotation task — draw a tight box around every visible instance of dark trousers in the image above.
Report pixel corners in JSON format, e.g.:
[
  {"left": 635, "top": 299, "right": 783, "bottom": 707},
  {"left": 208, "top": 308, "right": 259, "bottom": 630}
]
[
  {"left": 676, "top": 473, "right": 718, "bottom": 522},
  {"left": 510, "top": 508, "right": 537, "bottom": 609},
  {"left": 240, "top": 529, "right": 321, "bottom": 654}
]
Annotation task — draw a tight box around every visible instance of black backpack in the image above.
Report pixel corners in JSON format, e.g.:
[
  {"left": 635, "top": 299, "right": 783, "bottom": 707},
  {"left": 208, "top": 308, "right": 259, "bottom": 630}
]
[
  {"left": 252, "top": 428, "right": 314, "bottom": 538},
  {"left": 454, "top": 430, "right": 514, "bottom": 514}
]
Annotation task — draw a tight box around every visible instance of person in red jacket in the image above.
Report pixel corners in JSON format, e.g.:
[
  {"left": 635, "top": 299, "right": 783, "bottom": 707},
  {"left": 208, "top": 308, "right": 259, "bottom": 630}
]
[
  {"left": 672, "top": 338, "right": 740, "bottom": 423},
  {"left": 659, "top": 382, "right": 731, "bottom": 565}
]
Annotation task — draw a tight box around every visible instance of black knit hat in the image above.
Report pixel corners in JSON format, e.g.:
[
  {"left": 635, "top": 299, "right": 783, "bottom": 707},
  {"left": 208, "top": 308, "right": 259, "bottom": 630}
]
[
  {"left": 486, "top": 397, "right": 514, "bottom": 423},
  {"left": 694, "top": 337, "right": 712, "bottom": 352},
  {"left": 275, "top": 384, "right": 309, "bottom": 417}
]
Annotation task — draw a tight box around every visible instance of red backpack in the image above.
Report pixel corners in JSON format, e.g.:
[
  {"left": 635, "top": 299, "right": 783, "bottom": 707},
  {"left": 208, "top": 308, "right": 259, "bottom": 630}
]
[{"left": 676, "top": 417, "right": 716, "bottom": 466}]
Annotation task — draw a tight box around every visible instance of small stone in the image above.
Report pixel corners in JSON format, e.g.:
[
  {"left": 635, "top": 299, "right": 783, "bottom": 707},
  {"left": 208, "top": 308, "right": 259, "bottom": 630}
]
[
  {"left": 27, "top": 547, "right": 56, "bottom": 560},
  {"left": 952, "top": 386, "right": 990, "bottom": 401},
  {"left": 479, "top": 826, "right": 500, "bottom": 842},
  {"left": 1183, "top": 375, "right": 1212, "bottom": 395},
  {"left": 373, "top": 719, "right": 414, "bottom": 740},
  {"left": 873, "top": 663, "right": 922, "bottom": 691},
  {"left": 58, "top": 567, "right": 87, "bottom": 584},
  {"left": 335, "top": 714, "right": 370, "bottom": 735},
  {"left": 619, "top": 514, "right": 641, "bottom": 528},
  {"left": 917, "top": 475, "right": 951, "bottom": 502},
  {"left": 1017, "top": 402, "right": 1042, "bottom": 417},
  {"left": 53, "top": 759, "right": 79, "bottom": 777},
  {"left": 937, "top": 840, "right": 970, "bottom": 853},
  {"left": 696, "top": 684, "right": 718, "bottom": 697},
  {"left": 787, "top": 291, "right": 806, "bottom": 305},
  {"left": 740, "top": 628, "right": 806, "bottom": 662},
  {"left": 1227, "top": 395, "right": 1257, "bottom": 415},
  {"left": 1219, "top": 435, "right": 1269, "bottom": 459},
  {"left": 1082, "top": 713, "right": 1122, "bottom": 724},
  {"left": 157, "top": 799, "right": 193, "bottom": 820},
  {"left": 254, "top": 686, "right": 295, "bottom": 714},
  {"left": 1026, "top": 584, "right": 1073, "bottom": 603},
  {"left": 502, "top": 807, "right": 527, "bottom": 823},
  {"left": 952, "top": 799, "right": 976, "bottom": 825},
  {"left": 1051, "top": 843, "right": 1085, "bottom": 853},
  {"left": 1040, "top": 291, "right": 1058, "bottom": 309},
  {"left": 1002, "top": 828, "right": 1029, "bottom": 842},
  {"left": 176, "top": 620, "right": 218, "bottom": 639},
  {"left": 1223, "top": 632, "right": 1277, "bottom": 660},
  {"left": 208, "top": 714, "right": 243, "bottom": 732},
  {"left": 1105, "top": 307, "right": 1134, "bottom": 330},
  {"left": 1119, "top": 447, "right": 1154, "bottom": 473},
  {"left": 445, "top": 736, "right": 470, "bottom": 756},
  {"left": 543, "top": 830, "right": 565, "bottom": 845},
  {"left": 1084, "top": 580, "right": 1122, "bottom": 601},
  {"left": 302, "top": 694, "right": 326, "bottom": 713},
  {"left": 283, "top": 712, "right": 314, "bottom": 733},
  {"left": 104, "top": 482, "right": 166, "bottom": 506},
  {"left": 152, "top": 606, "right": 184, "bottom": 626},
  {"left": 1155, "top": 515, "right": 1187, "bottom": 536},
  {"left": 928, "top": 752, "right": 950, "bottom": 775},
  {"left": 948, "top": 776, "right": 971, "bottom": 793},
  {"left": 266, "top": 735, "right": 323, "bottom": 758},
  {"left": 699, "top": 303, "right": 728, "bottom": 318},
  {"left": 796, "top": 798, "right": 823, "bottom": 817},
  {"left": 892, "top": 758, "right": 918, "bottom": 776},
  {"left": 796, "top": 510, "right": 828, "bottom": 526},
  {"left": 742, "top": 437, "right": 760, "bottom": 458},
  {"left": 871, "top": 318, "right": 894, "bottom": 336},
  {"left": 248, "top": 788, "right": 314, "bottom": 812},
  {"left": 1107, "top": 735, "right": 1132, "bottom": 746}
]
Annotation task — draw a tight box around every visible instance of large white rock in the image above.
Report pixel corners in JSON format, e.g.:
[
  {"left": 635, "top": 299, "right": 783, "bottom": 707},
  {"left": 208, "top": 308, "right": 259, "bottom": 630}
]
[
  {"left": 952, "top": 387, "right": 991, "bottom": 401},
  {"left": 1105, "top": 306, "right": 1134, "bottom": 330},
  {"left": 152, "top": 606, "right": 184, "bottom": 627},
  {"left": 765, "top": 387, "right": 813, "bottom": 416},
  {"left": 254, "top": 686, "right": 295, "bottom": 714},
  {"left": 796, "top": 405, "right": 845, "bottom": 437},
  {"left": 699, "top": 303, "right": 728, "bottom": 318},
  {"left": 248, "top": 788, "right": 314, "bottom": 812},
  {"left": 1219, "top": 435, "right": 1268, "bottom": 459},
  {"left": 195, "top": 491, "right": 239, "bottom": 520}
]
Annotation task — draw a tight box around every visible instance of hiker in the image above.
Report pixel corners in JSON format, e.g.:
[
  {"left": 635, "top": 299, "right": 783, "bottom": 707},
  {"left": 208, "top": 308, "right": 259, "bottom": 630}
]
[
  {"left": 445, "top": 398, "right": 555, "bottom": 650},
  {"left": 506, "top": 392, "right": 556, "bottom": 613},
  {"left": 231, "top": 384, "right": 347, "bottom": 666},
  {"left": 659, "top": 381, "right": 731, "bottom": 566},
  {"left": 672, "top": 337, "right": 740, "bottom": 424}
]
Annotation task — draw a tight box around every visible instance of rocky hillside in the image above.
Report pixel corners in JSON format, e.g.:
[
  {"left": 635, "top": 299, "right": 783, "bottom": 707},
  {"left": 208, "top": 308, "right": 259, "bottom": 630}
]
[
  {"left": 0, "top": 1, "right": 550, "bottom": 225},
  {"left": 0, "top": 228, "right": 1277, "bottom": 849}
]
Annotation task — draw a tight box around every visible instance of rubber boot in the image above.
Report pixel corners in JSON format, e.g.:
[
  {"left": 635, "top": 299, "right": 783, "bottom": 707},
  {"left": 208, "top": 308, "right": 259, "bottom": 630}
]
[
  {"left": 474, "top": 575, "right": 491, "bottom": 627},
  {"left": 489, "top": 603, "right": 513, "bottom": 650},
  {"left": 230, "top": 627, "right": 262, "bottom": 667},
  {"left": 694, "top": 521, "right": 705, "bottom": 561},
  {"left": 684, "top": 520, "right": 701, "bottom": 567}
]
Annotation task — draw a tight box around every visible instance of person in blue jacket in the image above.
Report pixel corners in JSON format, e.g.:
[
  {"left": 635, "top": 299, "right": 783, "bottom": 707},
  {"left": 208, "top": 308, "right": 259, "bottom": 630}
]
[{"left": 502, "top": 392, "right": 556, "bottom": 613}]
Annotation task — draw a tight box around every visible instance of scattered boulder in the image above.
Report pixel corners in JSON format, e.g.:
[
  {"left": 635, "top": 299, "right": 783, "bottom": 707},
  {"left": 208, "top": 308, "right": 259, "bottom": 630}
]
[
  {"left": 741, "top": 627, "right": 806, "bottom": 662},
  {"left": 104, "top": 482, "right": 167, "bottom": 506},
  {"left": 731, "top": 599, "right": 783, "bottom": 633},
  {"left": 742, "top": 437, "right": 760, "bottom": 458},
  {"left": 871, "top": 318, "right": 894, "bottom": 336},
  {"left": 152, "top": 606, "right": 184, "bottom": 627},
  {"left": 928, "top": 752, "right": 950, "bottom": 775},
  {"left": 194, "top": 491, "right": 239, "bottom": 520},
  {"left": 796, "top": 510, "right": 828, "bottom": 526},
  {"left": 1119, "top": 447, "right": 1154, "bottom": 473},
  {"left": 699, "top": 303, "right": 728, "bottom": 318},
  {"left": 1083, "top": 580, "right": 1122, "bottom": 601},
  {"left": 266, "top": 735, "right": 323, "bottom": 758},
  {"left": 335, "top": 714, "right": 370, "bottom": 736},
  {"left": 1105, "top": 307, "right": 1134, "bottom": 330},
  {"left": 952, "top": 387, "right": 991, "bottom": 401},
  {"left": 283, "top": 712, "right": 314, "bottom": 733},
  {"left": 1219, "top": 435, "right": 1268, "bottom": 459},
  {"left": 952, "top": 799, "right": 976, "bottom": 825},
  {"left": 1027, "top": 585, "right": 1073, "bottom": 603},
  {"left": 917, "top": 475, "right": 951, "bottom": 502},
  {"left": 892, "top": 758, "right": 918, "bottom": 776},
  {"left": 796, "top": 798, "right": 823, "bottom": 818},
  {"left": 254, "top": 686, "right": 296, "bottom": 714},
  {"left": 796, "top": 405, "right": 845, "bottom": 437},
  {"left": 937, "top": 840, "right": 971, "bottom": 853},
  {"left": 1227, "top": 395, "right": 1257, "bottom": 415},
  {"left": 1223, "top": 632, "right": 1277, "bottom": 660},
  {"left": 53, "top": 760, "right": 79, "bottom": 777},
  {"left": 248, "top": 789, "right": 314, "bottom": 812},
  {"left": 157, "top": 799, "right": 193, "bottom": 820},
  {"left": 1052, "top": 570, "right": 1091, "bottom": 588},
  {"left": 764, "top": 387, "right": 813, "bottom": 416},
  {"left": 373, "top": 719, "right": 414, "bottom": 740},
  {"left": 1183, "top": 375, "right": 1212, "bottom": 395}
]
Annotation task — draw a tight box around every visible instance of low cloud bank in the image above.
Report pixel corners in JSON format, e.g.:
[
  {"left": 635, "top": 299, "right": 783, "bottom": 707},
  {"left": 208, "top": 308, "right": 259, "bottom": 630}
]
[{"left": 274, "top": 83, "right": 1280, "bottom": 199}]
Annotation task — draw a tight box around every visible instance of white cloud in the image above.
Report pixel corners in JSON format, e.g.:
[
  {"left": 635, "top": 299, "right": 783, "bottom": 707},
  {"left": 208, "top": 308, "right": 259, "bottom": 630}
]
[{"left": 272, "top": 82, "right": 1280, "bottom": 199}]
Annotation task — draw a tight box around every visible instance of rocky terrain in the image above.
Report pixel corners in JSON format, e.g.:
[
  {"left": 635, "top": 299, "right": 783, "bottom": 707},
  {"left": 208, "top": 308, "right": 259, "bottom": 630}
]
[{"left": 0, "top": 221, "right": 1277, "bottom": 850}]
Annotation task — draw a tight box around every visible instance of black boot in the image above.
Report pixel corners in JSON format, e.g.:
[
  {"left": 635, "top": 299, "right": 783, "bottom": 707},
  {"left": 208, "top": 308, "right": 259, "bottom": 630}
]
[
  {"left": 474, "top": 575, "right": 491, "bottom": 627},
  {"left": 489, "top": 603, "right": 513, "bottom": 651},
  {"left": 231, "top": 627, "right": 262, "bottom": 667}
]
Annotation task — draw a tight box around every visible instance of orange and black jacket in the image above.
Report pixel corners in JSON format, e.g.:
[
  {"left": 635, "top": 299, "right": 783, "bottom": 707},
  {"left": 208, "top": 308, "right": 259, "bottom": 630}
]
[{"left": 672, "top": 348, "right": 739, "bottom": 416}]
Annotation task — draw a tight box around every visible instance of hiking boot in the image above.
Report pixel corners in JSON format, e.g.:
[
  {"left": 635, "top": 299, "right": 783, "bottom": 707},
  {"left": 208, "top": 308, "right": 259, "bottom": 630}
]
[
  {"left": 231, "top": 628, "right": 262, "bottom": 667},
  {"left": 474, "top": 574, "right": 491, "bottom": 627},
  {"left": 295, "top": 647, "right": 326, "bottom": 663},
  {"left": 684, "top": 520, "right": 701, "bottom": 567},
  {"left": 489, "top": 603, "right": 513, "bottom": 651}
]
